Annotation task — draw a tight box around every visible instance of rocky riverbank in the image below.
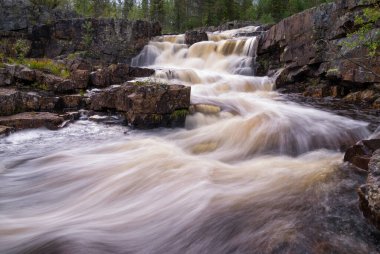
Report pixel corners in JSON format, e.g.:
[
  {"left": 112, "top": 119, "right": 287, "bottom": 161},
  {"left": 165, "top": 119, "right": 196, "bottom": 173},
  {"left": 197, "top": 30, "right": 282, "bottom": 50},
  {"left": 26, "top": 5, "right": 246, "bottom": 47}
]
[
  {"left": 0, "top": 1, "right": 190, "bottom": 134},
  {"left": 256, "top": 0, "right": 380, "bottom": 110},
  {"left": 0, "top": 58, "right": 190, "bottom": 133}
]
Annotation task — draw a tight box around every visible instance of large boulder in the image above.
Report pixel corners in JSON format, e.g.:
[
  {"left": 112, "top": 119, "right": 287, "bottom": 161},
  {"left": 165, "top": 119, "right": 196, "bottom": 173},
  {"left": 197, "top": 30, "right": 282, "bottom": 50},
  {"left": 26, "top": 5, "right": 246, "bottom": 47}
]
[
  {"left": 90, "top": 83, "right": 191, "bottom": 128},
  {"left": 358, "top": 149, "right": 380, "bottom": 230}
]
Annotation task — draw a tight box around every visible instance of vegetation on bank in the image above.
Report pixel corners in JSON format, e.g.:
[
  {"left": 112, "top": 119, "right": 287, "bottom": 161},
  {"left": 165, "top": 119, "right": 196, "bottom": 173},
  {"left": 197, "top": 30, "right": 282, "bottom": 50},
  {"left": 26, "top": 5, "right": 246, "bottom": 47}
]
[
  {"left": 6, "top": 56, "right": 70, "bottom": 78},
  {"left": 30, "top": 0, "right": 333, "bottom": 33}
]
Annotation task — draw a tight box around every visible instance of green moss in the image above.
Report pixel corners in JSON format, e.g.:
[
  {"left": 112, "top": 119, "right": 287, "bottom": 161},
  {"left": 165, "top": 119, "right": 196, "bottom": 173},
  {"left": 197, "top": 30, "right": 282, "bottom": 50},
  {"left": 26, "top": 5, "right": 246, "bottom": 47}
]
[
  {"left": 151, "top": 114, "right": 163, "bottom": 122},
  {"left": 31, "top": 82, "right": 49, "bottom": 91},
  {"left": 170, "top": 109, "right": 189, "bottom": 120},
  {"left": 20, "top": 58, "right": 70, "bottom": 78}
]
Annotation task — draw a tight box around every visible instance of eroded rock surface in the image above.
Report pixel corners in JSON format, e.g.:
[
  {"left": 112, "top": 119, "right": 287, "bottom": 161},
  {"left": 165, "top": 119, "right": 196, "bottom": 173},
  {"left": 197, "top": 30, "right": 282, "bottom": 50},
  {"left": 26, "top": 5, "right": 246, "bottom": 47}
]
[
  {"left": 0, "top": 112, "right": 65, "bottom": 130},
  {"left": 358, "top": 150, "right": 380, "bottom": 230},
  {"left": 90, "top": 83, "right": 191, "bottom": 128},
  {"left": 257, "top": 0, "right": 380, "bottom": 108}
]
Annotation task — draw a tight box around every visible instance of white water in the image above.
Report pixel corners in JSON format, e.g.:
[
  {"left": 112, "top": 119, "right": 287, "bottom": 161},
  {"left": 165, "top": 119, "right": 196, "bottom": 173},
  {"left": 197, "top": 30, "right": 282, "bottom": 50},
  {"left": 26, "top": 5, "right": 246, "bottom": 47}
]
[{"left": 0, "top": 27, "right": 378, "bottom": 254}]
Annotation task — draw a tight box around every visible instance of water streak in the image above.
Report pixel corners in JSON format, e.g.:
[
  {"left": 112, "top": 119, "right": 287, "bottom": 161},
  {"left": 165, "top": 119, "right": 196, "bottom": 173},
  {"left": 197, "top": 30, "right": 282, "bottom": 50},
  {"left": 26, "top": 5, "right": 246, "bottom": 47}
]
[{"left": 0, "top": 26, "right": 378, "bottom": 254}]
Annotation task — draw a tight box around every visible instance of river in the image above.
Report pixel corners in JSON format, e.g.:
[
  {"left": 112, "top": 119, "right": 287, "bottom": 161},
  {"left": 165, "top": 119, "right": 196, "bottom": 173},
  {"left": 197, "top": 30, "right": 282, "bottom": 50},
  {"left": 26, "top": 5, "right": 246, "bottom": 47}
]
[{"left": 0, "top": 27, "right": 379, "bottom": 253}]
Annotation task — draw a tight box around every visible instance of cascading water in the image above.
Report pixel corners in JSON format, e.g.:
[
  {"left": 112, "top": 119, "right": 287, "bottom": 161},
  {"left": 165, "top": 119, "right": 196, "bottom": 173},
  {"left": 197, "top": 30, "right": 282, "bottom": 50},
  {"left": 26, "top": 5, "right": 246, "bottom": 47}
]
[{"left": 1, "top": 27, "right": 379, "bottom": 254}]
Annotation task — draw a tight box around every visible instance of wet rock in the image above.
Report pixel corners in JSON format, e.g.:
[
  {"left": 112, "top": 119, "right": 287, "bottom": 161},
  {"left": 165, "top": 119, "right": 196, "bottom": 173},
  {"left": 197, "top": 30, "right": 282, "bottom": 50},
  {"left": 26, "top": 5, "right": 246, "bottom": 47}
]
[
  {"left": 90, "top": 83, "right": 191, "bottom": 128},
  {"left": 373, "top": 98, "right": 380, "bottom": 109},
  {"left": 0, "top": 125, "right": 14, "bottom": 136},
  {"left": 358, "top": 149, "right": 380, "bottom": 230},
  {"left": 185, "top": 31, "right": 208, "bottom": 45},
  {"left": 191, "top": 104, "right": 221, "bottom": 115},
  {"left": 343, "top": 90, "right": 377, "bottom": 104},
  {"left": 128, "top": 67, "right": 155, "bottom": 78},
  {"left": 0, "top": 112, "right": 65, "bottom": 130},
  {"left": 344, "top": 139, "right": 380, "bottom": 170}
]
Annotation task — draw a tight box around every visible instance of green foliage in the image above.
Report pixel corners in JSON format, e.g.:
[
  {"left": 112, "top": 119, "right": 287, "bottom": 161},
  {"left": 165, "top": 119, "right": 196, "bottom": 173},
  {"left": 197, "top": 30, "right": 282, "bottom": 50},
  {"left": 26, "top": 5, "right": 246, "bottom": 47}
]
[
  {"left": 22, "top": 58, "right": 70, "bottom": 78},
  {"left": 14, "top": 39, "right": 31, "bottom": 59},
  {"left": 31, "top": 82, "right": 49, "bottom": 91},
  {"left": 82, "top": 21, "right": 94, "bottom": 48},
  {"left": 151, "top": 114, "right": 163, "bottom": 122},
  {"left": 341, "top": 3, "right": 380, "bottom": 57},
  {"left": 33, "top": 0, "right": 336, "bottom": 33}
]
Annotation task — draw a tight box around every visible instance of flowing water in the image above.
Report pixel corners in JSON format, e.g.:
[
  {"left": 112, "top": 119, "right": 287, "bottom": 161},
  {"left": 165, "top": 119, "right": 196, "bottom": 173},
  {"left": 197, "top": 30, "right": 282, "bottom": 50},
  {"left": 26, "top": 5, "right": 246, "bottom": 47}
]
[{"left": 1, "top": 27, "right": 380, "bottom": 254}]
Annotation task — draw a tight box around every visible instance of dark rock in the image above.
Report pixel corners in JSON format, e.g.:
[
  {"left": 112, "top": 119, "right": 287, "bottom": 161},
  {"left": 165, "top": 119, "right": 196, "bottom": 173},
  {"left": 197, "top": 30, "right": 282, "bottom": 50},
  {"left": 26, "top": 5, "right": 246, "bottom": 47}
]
[
  {"left": 0, "top": 88, "right": 20, "bottom": 116},
  {"left": 90, "top": 64, "right": 155, "bottom": 88},
  {"left": 61, "top": 95, "right": 86, "bottom": 109},
  {"left": 185, "top": 31, "right": 208, "bottom": 46},
  {"left": 70, "top": 69, "right": 90, "bottom": 89},
  {"left": 90, "top": 83, "right": 191, "bottom": 128},
  {"left": 0, "top": 125, "right": 14, "bottom": 136},
  {"left": 128, "top": 66, "right": 155, "bottom": 78},
  {"left": 90, "top": 69, "right": 111, "bottom": 88},
  {"left": 257, "top": 0, "right": 380, "bottom": 102},
  {"left": 358, "top": 149, "right": 380, "bottom": 230},
  {"left": 0, "top": 112, "right": 65, "bottom": 130},
  {"left": 344, "top": 139, "right": 380, "bottom": 170},
  {"left": 29, "top": 19, "right": 161, "bottom": 64},
  {"left": 14, "top": 66, "right": 36, "bottom": 82}
]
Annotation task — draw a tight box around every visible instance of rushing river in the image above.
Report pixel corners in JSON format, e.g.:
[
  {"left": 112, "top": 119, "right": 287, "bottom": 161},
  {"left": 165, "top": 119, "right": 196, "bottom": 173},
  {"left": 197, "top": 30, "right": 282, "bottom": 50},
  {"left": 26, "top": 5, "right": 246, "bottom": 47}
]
[{"left": 1, "top": 27, "right": 379, "bottom": 254}]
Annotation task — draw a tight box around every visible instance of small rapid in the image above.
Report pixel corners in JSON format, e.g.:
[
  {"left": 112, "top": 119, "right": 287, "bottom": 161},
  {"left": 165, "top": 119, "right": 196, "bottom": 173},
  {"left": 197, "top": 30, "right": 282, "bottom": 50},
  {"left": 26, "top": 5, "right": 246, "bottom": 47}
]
[{"left": 0, "top": 27, "right": 378, "bottom": 254}]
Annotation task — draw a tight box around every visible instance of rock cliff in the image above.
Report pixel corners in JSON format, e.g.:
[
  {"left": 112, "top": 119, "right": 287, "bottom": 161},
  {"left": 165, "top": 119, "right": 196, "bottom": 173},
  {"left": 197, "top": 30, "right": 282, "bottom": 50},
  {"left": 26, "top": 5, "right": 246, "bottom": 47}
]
[
  {"left": 257, "top": 0, "right": 380, "bottom": 108},
  {"left": 0, "top": 0, "right": 161, "bottom": 64}
]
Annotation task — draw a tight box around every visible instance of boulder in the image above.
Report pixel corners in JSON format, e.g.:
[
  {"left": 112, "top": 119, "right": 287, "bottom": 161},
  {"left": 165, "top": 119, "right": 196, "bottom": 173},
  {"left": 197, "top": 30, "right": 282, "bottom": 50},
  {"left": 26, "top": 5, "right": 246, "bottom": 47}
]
[
  {"left": 358, "top": 149, "right": 380, "bottom": 230},
  {"left": 185, "top": 31, "right": 208, "bottom": 45},
  {"left": 344, "top": 139, "right": 380, "bottom": 170},
  {"left": 90, "top": 83, "right": 191, "bottom": 128},
  {"left": 0, "top": 112, "right": 65, "bottom": 130}
]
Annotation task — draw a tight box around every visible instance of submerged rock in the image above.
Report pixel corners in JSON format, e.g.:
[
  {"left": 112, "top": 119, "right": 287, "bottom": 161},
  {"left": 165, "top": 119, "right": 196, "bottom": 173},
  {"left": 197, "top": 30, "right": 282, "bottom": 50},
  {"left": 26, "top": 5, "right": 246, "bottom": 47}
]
[{"left": 185, "top": 31, "right": 208, "bottom": 46}]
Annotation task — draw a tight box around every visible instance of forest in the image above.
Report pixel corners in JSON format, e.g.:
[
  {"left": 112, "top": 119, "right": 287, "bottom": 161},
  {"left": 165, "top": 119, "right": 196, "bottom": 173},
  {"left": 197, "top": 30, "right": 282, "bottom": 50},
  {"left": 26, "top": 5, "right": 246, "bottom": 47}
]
[{"left": 32, "top": 0, "right": 333, "bottom": 32}]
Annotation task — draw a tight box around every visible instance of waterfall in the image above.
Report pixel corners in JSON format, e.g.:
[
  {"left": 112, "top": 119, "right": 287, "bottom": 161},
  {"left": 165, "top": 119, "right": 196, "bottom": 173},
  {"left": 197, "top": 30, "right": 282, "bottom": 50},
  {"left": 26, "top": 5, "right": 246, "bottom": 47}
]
[{"left": 0, "top": 26, "right": 376, "bottom": 254}]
